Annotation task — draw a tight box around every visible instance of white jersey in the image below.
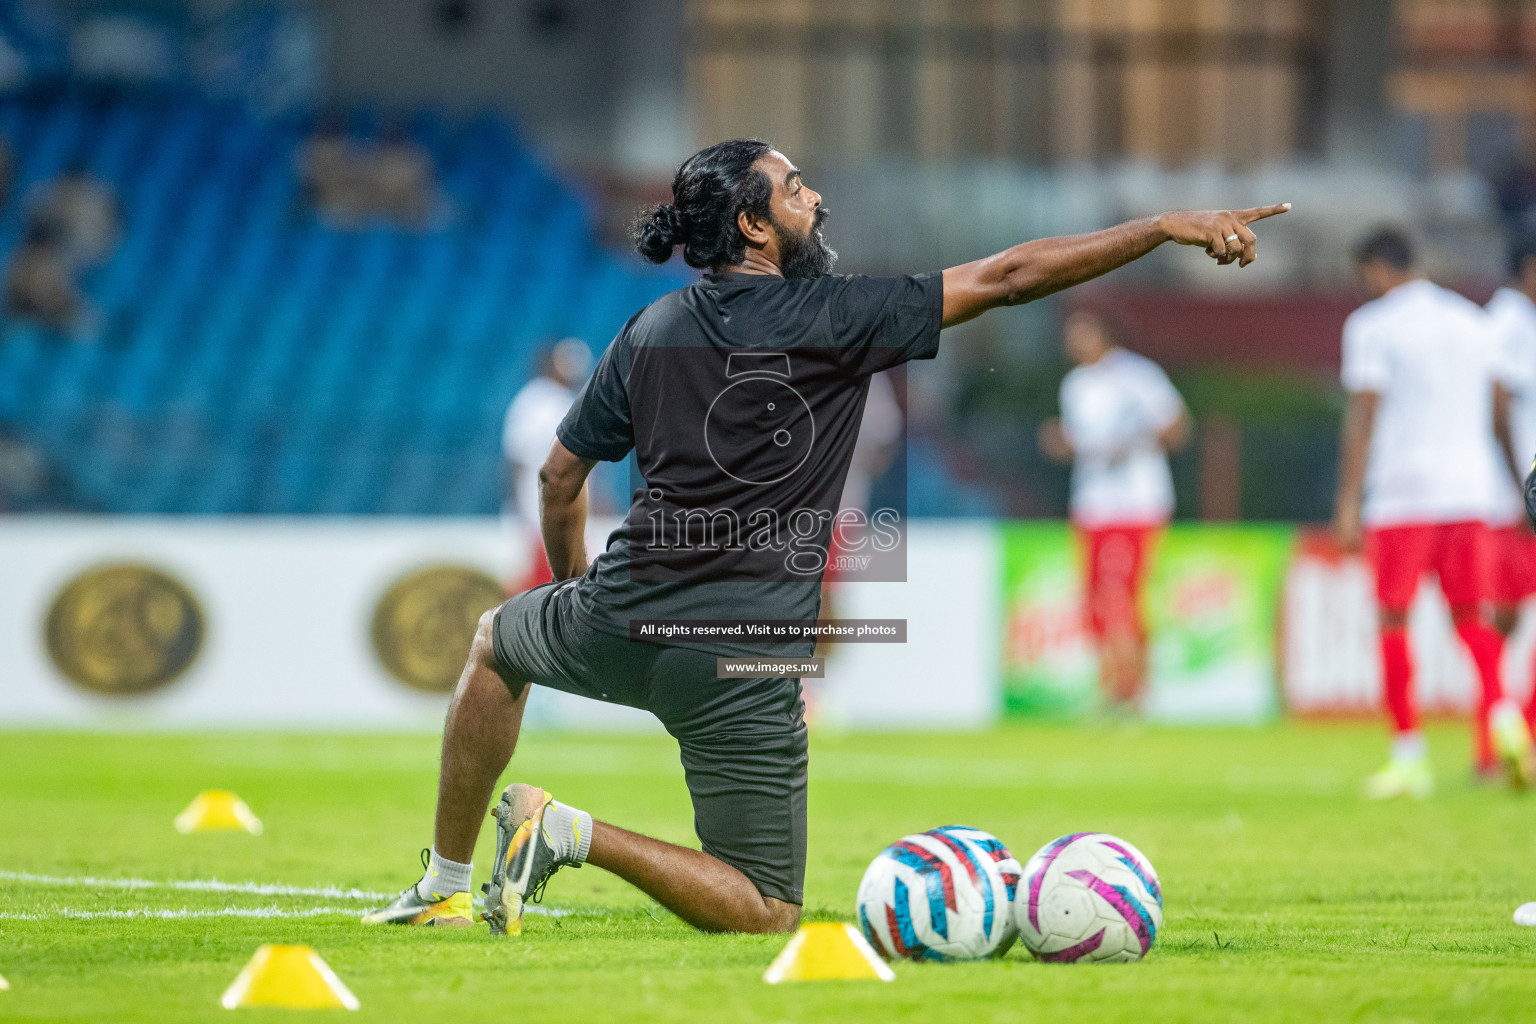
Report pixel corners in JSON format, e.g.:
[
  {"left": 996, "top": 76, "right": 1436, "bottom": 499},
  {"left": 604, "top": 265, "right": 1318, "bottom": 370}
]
[
  {"left": 501, "top": 375, "right": 575, "bottom": 526},
  {"left": 1489, "top": 285, "right": 1536, "bottom": 523},
  {"left": 1341, "top": 279, "right": 1508, "bottom": 528},
  {"left": 1060, "top": 348, "right": 1184, "bottom": 528}
]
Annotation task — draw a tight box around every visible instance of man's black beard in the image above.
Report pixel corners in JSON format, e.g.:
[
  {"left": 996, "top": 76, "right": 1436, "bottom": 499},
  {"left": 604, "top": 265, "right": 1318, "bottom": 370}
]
[{"left": 772, "top": 208, "right": 837, "bottom": 279}]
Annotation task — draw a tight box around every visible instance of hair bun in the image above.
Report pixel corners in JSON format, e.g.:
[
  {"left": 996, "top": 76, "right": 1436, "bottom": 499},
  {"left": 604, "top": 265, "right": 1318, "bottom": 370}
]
[
  {"left": 653, "top": 203, "right": 686, "bottom": 241},
  {"left": 635, "top": 202, "right": 687, "bottom": 264}
]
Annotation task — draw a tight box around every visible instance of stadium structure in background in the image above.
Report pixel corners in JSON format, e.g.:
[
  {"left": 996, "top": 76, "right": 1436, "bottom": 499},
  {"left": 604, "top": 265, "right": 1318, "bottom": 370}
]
[{"left": 0, "top": 0, "right": 1532, "bottom": 521}]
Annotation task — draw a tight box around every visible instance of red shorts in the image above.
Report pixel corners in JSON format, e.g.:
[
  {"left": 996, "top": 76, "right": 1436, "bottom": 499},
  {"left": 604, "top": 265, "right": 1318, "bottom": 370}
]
[
  {"left": 1365, "top": 521, "right": 1492, "bottom": 614},
  {"left": 1076, "top": 523, "right": 1160, "bottom": 641},
  {"left": 1490, "top": 524, "right": 1536, "bottom": 607}
]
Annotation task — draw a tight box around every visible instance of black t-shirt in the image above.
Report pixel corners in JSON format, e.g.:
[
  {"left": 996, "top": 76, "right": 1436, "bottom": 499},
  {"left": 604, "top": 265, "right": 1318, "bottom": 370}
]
[{"left": 555, "top": 270, "right": 943, "bottom": 655}]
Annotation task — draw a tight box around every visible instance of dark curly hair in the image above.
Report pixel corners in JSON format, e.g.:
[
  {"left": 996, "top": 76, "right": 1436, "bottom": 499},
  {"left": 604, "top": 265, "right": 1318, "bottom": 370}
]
[
  {"left": 633, "top": 139, "right": 773, "bottom": 270},
  {"left": 1353, "top": 227, "right": 1416, "bottom": 271}
]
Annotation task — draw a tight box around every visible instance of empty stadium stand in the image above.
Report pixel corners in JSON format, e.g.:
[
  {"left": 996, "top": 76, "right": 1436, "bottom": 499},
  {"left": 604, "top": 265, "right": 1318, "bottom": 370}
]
[{"left": 0, "top": 90, "right": 687, "bottom": 514}]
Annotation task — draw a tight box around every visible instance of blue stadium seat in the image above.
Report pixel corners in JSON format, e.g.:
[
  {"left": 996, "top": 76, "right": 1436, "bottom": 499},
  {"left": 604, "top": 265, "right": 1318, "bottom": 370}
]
[{"left": 0, "top": 90, "right": 707, "bottom": 513}]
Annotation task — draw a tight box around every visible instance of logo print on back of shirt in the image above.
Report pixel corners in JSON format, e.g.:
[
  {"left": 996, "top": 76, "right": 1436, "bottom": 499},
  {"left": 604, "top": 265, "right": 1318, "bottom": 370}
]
[
  {"left": 703, "top": 353, "right": 816, "bottom": 486},
  {"left": 631, "top": 343, "right": 906, "bottom": 581}
]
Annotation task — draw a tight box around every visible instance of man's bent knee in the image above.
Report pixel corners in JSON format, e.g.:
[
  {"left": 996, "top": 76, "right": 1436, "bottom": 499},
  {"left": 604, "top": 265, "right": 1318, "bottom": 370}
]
[
  {"left": 761, "top": 897, "right": 800, "bottom": 934},
  {"left": 466, "top": 607, "right": 519, "bottom": 692},
  {"left": 473, "top": 608, "right": 498, "bottom": 657}
]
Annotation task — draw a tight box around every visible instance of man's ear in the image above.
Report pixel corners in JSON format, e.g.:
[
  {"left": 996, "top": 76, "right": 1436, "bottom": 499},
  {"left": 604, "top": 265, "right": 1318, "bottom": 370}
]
[{"left": 737, "top": 208, "right": 772, "bottom": 249}]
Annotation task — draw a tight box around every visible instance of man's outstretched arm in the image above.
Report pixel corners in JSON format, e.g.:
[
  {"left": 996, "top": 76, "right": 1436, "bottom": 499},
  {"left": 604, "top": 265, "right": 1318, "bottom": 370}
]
[{"left": 940, "top": 204, "right": 1291, "bottom": 328}]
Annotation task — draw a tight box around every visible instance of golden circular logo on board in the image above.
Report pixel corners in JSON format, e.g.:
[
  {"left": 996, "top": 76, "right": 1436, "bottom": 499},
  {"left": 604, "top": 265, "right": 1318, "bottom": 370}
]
[
  {"left": 371, "top": 565, "right": 504, "bottom": 693},
  {"left": 45, "top": 563, "right": 205, "bottom": 696}
]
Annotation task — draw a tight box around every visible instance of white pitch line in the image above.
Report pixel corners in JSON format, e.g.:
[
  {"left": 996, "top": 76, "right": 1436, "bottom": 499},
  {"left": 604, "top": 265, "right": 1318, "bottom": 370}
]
[
  {"left": 0, "top": 905, "right": 360, "bottom": 921},
  {"left": 0, "top": 870, "right": 389, "bottom": 901},
  {"left": 0, "top": 870, "right": 572, "bottom": 917}
]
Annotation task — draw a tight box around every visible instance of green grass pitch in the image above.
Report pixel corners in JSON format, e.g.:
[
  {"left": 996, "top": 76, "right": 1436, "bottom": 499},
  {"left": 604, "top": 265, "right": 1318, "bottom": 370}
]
[{"left": 3, "top": 722, "right": 1536, "bottom": 1022}]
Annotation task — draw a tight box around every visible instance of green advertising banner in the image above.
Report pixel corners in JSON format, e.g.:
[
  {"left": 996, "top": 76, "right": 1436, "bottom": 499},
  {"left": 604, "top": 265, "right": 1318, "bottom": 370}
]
[
  {"left": 1000, "top": 522, "right": 1098, "bottom": 718},
  {"left": 1000, "top": 523, "right": 1295, "bottom": 723}
]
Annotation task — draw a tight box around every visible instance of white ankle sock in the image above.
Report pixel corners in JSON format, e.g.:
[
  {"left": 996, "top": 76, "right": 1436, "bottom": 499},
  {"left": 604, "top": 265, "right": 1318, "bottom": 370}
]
[
  {"left": 416, "top": 848, "right": 472, "bottom": 900},
  {"left": 542, "top": 800, "right": 593, "bottom": 864},
  {"left": 1391, "top": 731, "right": 1427, "bottom": 764}
]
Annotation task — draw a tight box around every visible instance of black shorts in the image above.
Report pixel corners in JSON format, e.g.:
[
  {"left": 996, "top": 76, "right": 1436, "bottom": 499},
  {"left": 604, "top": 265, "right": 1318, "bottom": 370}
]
[{"left": 490, "top": 580, "right": 809, "bottom": 905}]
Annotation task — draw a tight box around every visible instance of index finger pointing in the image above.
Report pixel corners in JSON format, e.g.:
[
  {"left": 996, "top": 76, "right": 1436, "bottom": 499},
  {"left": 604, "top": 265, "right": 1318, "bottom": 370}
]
[{"left": 1237, "top": 202, "right": 1292, "bottom": 224}]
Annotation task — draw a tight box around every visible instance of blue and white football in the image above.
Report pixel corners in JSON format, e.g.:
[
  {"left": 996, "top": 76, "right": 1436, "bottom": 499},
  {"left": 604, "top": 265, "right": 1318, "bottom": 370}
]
[{"left": 855, "top": 825, "right": 1022, "bottom": 961}]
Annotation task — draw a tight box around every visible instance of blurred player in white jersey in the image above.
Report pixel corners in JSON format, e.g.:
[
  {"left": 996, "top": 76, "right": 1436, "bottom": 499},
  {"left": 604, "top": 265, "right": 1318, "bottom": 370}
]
[
  {"left": 1333, "top": 229, "right": 1533, "bottom": 798},
  {"left": 501, "top": 338, "right": 591, "bottom": 593},
  {"left": 1040, "top": 309, "right": 1191, "bottom": 713},
  {"left": 1487, "top": 234, "right": 1536, "bottom": 732}
]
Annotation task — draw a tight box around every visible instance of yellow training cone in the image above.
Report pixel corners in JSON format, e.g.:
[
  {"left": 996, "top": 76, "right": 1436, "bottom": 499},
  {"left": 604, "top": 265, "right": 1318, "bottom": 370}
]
[
  {"left": 220, "top": 945, "right": 358, "bottom": 1010},
  {"left": 0, "top": 971, "right": 9, "bottom": 990},
  {"left": 763, "top": 922, "right": 895, "bottom": 983},
  {"left": 175, "top": 791, "right": 263, "bottom": 835}
]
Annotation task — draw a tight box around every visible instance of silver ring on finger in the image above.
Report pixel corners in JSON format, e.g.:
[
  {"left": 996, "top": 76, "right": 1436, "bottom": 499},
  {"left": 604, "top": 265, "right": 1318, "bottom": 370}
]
[{"left": 1225, "top": 234, "right": 1239, "bottom": 243}]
